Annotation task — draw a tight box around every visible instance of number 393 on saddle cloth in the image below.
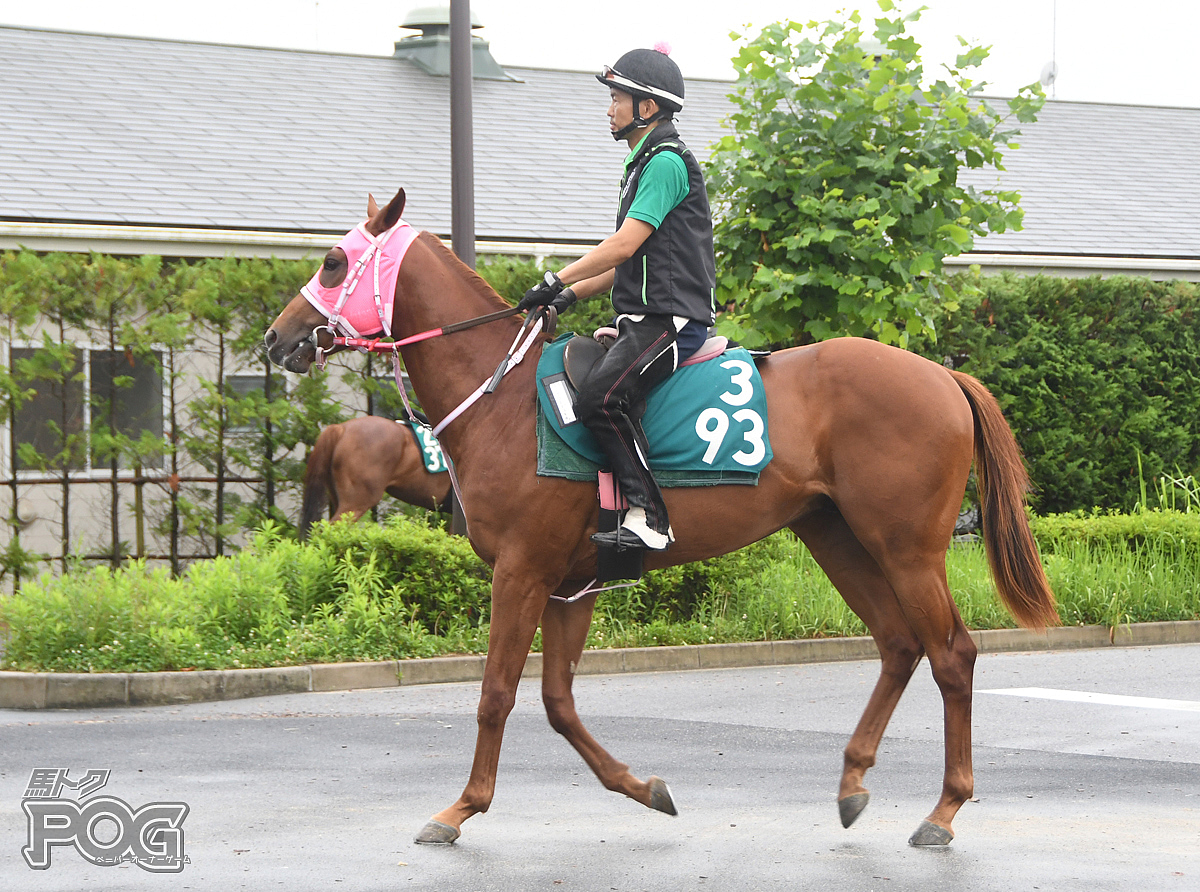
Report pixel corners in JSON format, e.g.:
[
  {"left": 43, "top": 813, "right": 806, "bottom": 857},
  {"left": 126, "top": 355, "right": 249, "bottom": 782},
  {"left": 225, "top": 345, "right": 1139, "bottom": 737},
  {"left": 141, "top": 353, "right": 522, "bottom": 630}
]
[{"left": 535, "top": 333, "right": 773, "bottom": 485}]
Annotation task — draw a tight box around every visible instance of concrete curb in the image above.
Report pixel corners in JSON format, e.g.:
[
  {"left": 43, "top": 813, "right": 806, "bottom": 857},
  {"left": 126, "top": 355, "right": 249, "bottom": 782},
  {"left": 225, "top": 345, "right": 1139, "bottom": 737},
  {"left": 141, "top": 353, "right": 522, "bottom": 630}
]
[{"left": 2, "top": 621, "right": 1198, "bottom": 710}]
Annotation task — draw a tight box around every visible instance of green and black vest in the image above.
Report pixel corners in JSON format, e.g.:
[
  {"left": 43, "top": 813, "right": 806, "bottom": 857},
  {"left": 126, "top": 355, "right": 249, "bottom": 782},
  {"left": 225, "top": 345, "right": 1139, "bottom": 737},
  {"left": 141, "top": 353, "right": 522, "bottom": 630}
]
[{"left": 612, "top": 123, "right": 717, "bottom": 325}]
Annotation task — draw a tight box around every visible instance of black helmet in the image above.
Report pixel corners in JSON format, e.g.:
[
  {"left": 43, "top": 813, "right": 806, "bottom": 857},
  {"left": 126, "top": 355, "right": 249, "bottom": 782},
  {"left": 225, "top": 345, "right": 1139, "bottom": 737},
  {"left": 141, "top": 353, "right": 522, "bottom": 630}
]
[{"left": 597, "top": 47, "right": 685, "bottom": 140}]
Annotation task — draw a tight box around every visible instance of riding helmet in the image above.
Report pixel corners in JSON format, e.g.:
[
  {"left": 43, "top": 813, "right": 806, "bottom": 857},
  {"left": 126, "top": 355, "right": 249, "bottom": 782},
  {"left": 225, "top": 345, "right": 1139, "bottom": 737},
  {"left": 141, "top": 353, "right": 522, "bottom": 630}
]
[{"left": 598, "top": 47, "right": 685, "bottom": 139}]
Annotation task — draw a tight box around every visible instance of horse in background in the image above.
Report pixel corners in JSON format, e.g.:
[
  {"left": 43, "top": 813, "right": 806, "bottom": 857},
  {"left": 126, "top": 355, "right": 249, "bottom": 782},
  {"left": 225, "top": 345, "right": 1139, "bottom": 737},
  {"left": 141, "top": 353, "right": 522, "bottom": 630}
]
[{"left": 300, "top": 415, "right": 451, "bottom": 538}]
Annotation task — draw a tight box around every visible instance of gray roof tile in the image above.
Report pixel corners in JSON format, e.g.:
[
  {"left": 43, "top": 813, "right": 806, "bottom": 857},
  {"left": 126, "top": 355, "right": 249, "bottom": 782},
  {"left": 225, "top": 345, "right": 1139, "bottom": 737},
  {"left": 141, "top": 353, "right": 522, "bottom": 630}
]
[{"left": 2, "top": 25, "right": 1198, "bottom": 259}]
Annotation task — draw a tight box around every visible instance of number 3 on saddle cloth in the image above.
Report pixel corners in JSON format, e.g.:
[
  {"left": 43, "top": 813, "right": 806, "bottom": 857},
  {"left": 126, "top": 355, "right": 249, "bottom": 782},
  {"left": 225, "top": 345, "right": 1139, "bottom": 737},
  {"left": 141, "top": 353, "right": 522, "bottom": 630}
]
[{"left": 535, "top": 331, "right": 773, "bottom": 582}]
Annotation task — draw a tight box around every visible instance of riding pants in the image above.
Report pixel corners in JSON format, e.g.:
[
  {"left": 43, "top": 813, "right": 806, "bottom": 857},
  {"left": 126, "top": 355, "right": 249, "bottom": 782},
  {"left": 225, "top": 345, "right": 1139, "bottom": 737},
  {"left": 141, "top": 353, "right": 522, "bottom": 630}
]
[{"left": 575, "top": 314, "right": 680, "bottom": 536}]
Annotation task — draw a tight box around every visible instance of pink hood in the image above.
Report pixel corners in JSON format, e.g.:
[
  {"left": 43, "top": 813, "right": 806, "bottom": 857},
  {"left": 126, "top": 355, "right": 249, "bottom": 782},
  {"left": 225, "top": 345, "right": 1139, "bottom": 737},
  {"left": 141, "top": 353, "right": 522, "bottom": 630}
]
[{"left": 301, "top": 221, "right": 420, "bottom": 337}]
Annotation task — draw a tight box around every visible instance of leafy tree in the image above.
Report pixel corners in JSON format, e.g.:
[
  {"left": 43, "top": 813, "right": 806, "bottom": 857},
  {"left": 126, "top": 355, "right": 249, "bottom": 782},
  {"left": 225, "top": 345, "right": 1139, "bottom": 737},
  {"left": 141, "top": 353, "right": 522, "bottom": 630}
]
[
  {"left": 213, "top": 256, "right": 333, "bottom": 530},
  {"left": 477, "top": 254, "right": 614, "bottom": 335},
  {"left": 177, "top": 257, "right": 346, "bottom": 552},
  {"left": 5, "top": 253, "right": 95, "bottom": 571},
  {"left": 75, "top": 254, "right": 173, "bottom": 565},
  {"left": 706, "top": 0, "right": 1044, "bottom": 348}
]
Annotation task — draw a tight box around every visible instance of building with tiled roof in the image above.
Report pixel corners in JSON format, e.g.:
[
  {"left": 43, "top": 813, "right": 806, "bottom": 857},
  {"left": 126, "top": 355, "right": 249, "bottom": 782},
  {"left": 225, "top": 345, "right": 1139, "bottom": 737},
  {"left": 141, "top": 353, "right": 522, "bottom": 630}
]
[
  {"left": 2, "top": 22, "right": 1199, "bottom": 279},
  {"left": 2, "top": 19, "right": 1198, "bottom": 565}
]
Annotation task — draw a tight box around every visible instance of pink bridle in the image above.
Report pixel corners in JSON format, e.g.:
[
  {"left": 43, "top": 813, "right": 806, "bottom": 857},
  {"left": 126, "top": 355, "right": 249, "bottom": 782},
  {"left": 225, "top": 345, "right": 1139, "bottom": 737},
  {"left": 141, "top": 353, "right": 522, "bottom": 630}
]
[
  {"left": 301, "top": 219, "right": 420, "bottom": 344},
  {"left": 298, "top": 218, "right": 544, "bottom": 444}
]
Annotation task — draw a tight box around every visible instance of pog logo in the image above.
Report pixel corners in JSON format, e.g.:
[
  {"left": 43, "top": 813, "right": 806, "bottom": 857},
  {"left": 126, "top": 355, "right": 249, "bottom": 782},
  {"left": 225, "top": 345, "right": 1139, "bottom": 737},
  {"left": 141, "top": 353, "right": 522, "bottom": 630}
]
[{"left": 21, "top": 768, "right": 189, "bottom": 873}]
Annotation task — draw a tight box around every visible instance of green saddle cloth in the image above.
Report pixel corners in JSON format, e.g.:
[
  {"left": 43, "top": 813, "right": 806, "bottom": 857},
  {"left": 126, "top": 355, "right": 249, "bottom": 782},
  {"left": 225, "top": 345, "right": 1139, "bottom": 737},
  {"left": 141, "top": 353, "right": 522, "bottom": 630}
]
[{"left": 535, "top": 333, "right": 772, "bottom": 487}]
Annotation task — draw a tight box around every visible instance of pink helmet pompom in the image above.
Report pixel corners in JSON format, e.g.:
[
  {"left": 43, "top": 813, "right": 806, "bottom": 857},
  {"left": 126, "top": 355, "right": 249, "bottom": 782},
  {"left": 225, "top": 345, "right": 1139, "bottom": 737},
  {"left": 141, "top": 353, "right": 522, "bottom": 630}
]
[{"left": 653, "top": 41, "right": 672, "bottom": 56}]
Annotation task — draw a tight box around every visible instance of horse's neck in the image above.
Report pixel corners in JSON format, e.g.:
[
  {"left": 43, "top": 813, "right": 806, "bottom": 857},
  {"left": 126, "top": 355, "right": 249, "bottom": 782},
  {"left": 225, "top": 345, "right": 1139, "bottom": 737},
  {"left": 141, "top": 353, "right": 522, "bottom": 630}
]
[{"left": 394, "top": 240, "right": 533, "bottom": 451}]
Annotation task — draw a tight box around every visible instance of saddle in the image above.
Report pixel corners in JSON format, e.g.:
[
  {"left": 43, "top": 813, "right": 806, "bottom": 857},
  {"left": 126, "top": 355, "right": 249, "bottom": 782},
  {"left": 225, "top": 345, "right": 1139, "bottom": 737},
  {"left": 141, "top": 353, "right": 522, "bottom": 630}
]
[{"left": 562, "top": 327, "right": 729, "bottom": 392}]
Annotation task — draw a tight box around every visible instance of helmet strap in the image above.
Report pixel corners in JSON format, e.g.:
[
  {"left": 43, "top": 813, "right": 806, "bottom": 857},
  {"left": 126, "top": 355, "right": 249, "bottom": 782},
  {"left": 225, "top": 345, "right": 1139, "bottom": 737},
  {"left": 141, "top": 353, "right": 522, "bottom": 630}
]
[{"left": 611, "top": 93, "right": 665, "bottom": 141}]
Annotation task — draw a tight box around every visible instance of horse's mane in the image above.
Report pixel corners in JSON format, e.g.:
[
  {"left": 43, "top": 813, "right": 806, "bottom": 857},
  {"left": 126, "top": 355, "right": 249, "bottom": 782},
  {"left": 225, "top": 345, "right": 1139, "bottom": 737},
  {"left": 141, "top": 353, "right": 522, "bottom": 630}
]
[{"left": 418, "top": 231, "right": 512, "bottom": 313}]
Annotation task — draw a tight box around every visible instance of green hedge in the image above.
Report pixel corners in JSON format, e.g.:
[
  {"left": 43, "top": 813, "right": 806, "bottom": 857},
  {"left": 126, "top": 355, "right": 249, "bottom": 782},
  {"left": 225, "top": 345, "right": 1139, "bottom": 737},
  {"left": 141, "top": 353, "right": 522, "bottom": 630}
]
[
  {"left": 1030, "top": 510, "right": 1200, "bottom": 628},
  {"left": 912, "top": 274, "right": 1200, "bottom": 513},
  {"left": 1030, "top": 508, "right": 1200, "bottom": 551},
  {"left": 2, "top": 510, "right": 1197, "bottom": 673},
  {"left": 0, "top": 516, "right": 494, "bottom": 672}
]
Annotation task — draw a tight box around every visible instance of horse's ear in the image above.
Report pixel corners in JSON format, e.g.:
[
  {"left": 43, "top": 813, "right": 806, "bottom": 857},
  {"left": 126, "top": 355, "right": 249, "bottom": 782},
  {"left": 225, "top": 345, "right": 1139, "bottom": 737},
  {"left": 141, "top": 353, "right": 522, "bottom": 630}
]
[
  {"left": 382, "top": 188, "right": 406, "bottom": 228},
  {"left": 367, "top": 193, "right": 379, "bottom": 217},
  {"left": 367, "top": 188, "right": 406, "bottom": 234}
]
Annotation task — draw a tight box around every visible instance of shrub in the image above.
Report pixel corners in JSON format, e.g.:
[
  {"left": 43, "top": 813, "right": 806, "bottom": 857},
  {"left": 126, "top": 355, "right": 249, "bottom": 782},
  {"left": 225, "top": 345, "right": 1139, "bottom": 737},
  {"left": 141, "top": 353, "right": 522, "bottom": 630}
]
[
  {"left": 2, "top": 511, "right": 1197, "bottom": 673},
  {"left": 302, "top": 517, "right": 492, "bottom": 635},
  {"left": 0, "top": 515, "right": 491, "bottom": 671},
  {"left": 1031, "top": 508, "right": 1200, "bottom": 552},
  {"left": 913, "top": 273, "right": 1200, "bottom": 513}
]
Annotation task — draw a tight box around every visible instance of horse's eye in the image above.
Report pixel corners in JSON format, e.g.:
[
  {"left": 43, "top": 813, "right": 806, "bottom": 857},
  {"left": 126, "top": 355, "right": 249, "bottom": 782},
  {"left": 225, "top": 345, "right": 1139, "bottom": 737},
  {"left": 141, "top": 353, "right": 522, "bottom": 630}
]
[{"left": 319, "top": 249, "right": 349, "bottom": 288}]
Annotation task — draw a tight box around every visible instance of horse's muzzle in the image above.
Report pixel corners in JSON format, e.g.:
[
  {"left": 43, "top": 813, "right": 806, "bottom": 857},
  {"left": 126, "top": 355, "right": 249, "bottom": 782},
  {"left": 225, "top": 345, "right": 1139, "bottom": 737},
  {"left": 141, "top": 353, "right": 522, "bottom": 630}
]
[{"left": 264, "top": 328, "right": 317, "bottom": 373}]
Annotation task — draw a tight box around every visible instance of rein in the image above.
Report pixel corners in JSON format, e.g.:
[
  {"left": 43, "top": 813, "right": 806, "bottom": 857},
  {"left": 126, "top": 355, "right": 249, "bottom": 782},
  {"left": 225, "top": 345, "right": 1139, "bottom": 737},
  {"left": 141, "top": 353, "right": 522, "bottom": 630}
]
[
  {"left": 313, "top": 300, "right": 545, "bottom": 439},
  {"left": 390, "top": 309, "right": 544, "bottom": 539},
  {"left": 316, "top": 305, "right": 524, "bottom": 360}
]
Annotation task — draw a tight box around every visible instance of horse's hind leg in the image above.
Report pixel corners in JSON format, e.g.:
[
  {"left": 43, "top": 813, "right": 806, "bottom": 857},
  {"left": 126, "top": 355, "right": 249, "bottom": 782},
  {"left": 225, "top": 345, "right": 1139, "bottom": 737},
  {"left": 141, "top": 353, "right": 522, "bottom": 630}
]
[
  {"left": 539, "top": 590, "right": 677, "bottom": 816},
  {"left": 792, "top": 511, "right": 925, "bottom": 831},
  {"left": 887, "top": 564, "right": 977, "bottom": 845},
  {"left": 817, "top": 503, "right": 978, "bottom": 845},
  {"left": 328, "top": 457, "right": 389, "bottom": 523}
]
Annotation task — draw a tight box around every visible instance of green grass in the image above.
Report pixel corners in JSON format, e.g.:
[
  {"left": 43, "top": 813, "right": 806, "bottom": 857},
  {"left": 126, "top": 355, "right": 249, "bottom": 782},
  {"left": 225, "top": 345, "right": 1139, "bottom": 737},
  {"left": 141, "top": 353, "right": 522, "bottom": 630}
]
[
  {"left": 1045, "top": 541, "right": 1200, "bottom": 629},
  {"left": 2, "top": 511, "right": 1198, "bottom": 673},
  {"left": 0, "top": 517, "right": 492, "bottom": 673}
]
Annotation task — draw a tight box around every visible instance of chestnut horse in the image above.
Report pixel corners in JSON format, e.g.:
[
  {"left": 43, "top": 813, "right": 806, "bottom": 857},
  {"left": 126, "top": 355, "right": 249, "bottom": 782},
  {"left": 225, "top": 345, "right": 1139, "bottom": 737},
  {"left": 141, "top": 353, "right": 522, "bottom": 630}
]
[
  {"left": 265, "top": 189, "right": 1057, "bottom": 848},
  {"left": 300, "top": 416, "right": 451, "bottom": 539}
]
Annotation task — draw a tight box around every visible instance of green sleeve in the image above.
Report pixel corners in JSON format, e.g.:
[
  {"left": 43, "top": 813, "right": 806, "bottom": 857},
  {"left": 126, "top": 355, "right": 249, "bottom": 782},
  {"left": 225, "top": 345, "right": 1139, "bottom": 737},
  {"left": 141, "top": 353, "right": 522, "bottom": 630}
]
[{"left": 625, "top": 151, "right": 689, "bottom": 230}]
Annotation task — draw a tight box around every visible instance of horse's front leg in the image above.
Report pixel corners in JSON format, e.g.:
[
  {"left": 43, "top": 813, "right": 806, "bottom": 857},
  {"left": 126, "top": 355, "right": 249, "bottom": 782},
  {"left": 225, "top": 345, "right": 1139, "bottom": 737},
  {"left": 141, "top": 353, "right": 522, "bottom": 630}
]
[
  {"left": 540, "top": 589, "right": 677, "bottom": 815},
  {"left": 414, "top": 562, "right": 549, "bottom": 844}
]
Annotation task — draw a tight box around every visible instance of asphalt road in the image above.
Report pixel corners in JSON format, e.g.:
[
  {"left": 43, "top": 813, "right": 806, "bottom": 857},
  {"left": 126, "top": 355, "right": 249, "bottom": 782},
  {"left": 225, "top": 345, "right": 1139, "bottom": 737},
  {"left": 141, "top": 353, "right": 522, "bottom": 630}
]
[{"left": 1, "top": 644, "right": 1198, "bottom": 891}]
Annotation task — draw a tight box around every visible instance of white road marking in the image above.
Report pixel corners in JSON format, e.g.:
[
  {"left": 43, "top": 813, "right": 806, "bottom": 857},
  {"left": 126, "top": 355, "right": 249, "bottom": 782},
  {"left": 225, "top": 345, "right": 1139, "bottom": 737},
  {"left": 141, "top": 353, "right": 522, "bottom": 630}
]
[{"left": 978, "top": 687, "right": 1200, "bottom": 712}]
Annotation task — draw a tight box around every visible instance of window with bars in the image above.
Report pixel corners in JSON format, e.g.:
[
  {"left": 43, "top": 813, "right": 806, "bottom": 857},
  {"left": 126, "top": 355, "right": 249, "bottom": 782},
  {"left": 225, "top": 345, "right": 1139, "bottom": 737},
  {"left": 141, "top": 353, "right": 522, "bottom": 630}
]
[
  {"left": 10, "top": 347, "right": 164, "bottom": 473},
  {"left": 368, "top": 372, "right": 420, "bottom": 421},
  {"left": 224, "top": 374, "right": 287, "bottom": 433}
]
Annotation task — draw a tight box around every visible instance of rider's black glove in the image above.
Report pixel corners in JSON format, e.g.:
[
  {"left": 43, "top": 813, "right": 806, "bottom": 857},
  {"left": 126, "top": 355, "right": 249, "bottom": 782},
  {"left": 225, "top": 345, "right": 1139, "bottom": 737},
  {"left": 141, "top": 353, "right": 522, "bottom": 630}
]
[
  {"left": 548, "top": 287, "right": 578, "bottom": 314},
  {"left": 518, "top": 270, "right": 566, "bottom": 311}
]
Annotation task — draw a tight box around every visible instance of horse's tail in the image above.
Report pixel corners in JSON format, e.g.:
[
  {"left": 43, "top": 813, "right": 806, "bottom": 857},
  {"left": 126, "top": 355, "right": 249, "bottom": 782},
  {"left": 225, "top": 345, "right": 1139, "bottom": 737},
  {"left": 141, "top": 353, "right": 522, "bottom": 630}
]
[
  {"left": 300, "top": 424, "right": 342, "bottom": 541},
  {"left": 950, "top": 371, "right": 1059, "bottom": 629}
]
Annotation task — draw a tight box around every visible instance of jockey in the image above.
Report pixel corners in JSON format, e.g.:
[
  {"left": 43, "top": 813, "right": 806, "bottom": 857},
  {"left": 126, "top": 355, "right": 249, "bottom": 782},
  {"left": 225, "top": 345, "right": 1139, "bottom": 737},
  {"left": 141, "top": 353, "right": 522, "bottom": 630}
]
[{"left": 519, "top": 45, "right": 717, "bottom": 551}]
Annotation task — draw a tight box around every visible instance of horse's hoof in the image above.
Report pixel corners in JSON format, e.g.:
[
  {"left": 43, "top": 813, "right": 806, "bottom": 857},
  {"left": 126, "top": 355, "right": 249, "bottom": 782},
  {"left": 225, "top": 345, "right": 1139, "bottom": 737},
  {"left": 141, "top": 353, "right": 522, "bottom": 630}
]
[
  {"left": 648, "top": 776, "right": 678, "bottom": 816},
  {"left": 908, "top": 820, "right": 953, "bottom": 846},
  {"left": 414, "top": 819, "right": 460, "bottom": 845},
  {"left": 838, "top": 792, "right": 870, "bottom": 828}
]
